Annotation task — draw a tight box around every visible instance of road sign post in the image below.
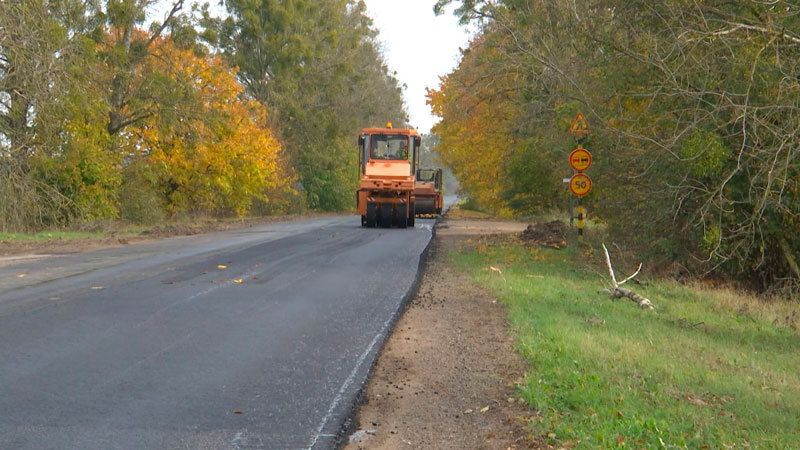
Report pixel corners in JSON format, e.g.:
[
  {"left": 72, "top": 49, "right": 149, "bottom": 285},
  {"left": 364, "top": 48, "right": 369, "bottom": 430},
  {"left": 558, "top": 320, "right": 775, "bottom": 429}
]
[
  {"left": 569, "top": 172, "right": 592, "bottom": 243},
  {"left": 567, "top": 112, "right": 592, "bottom": 243}
]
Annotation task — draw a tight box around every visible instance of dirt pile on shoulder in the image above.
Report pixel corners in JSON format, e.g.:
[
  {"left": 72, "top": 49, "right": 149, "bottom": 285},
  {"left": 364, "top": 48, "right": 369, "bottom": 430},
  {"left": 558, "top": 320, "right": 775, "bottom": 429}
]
[
  {"left": 140, "top": 223, "right": 216, "bottom": 237},
  {"left": 519, "top": 220, "right": 567, "bottom": 248}
]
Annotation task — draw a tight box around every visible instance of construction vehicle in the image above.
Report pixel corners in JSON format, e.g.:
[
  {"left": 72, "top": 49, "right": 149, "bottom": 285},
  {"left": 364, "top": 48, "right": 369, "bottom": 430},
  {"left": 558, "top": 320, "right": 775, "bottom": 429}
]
[
  {"left": 414, "top": 167, "right": 443, "bottom": 217},
  {"left": 357, "top": 123, "right": 420, "bottom": 228}
]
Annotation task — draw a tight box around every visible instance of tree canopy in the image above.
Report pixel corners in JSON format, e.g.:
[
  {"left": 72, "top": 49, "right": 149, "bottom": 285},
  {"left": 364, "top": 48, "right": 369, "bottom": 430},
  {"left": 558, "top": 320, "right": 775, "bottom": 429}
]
[
  {"left": 201, "top": 0, "right": 407, "bottom": 210},
  {"left": 430, "top": 0, "right": 800, "bottom": 291},
  {"left": 1, "top": 0, "right": 407, "bottom": 230}
]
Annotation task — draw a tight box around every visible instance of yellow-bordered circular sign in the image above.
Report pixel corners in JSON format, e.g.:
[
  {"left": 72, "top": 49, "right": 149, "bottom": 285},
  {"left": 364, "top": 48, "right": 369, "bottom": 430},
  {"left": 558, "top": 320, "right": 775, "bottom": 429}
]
[
  {"left": 569, "top": 173, "right": 592, "bottom": 197},
  {"left": 569, "top": 148, "right": 592, "bottom": 172}
]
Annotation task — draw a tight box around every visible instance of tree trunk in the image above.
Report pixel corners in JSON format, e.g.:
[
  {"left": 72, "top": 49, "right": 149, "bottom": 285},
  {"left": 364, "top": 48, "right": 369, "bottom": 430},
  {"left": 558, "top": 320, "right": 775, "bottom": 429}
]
[{"left": 779, "top": 237, "right": 800, "bottom": 280}]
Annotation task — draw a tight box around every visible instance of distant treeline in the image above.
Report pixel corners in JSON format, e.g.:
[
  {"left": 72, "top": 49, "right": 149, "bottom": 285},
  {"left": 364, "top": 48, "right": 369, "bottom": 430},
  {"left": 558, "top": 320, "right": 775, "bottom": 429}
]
[
  {"left": 0, "top": 0, "right": 406, "bottom": 231},
  {"left": 431, "top": 0, "right": 800, "bottom": 292}
]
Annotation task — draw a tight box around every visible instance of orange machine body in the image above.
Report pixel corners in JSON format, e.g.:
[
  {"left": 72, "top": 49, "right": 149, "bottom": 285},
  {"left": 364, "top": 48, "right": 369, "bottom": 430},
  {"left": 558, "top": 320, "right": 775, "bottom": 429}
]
[
  {"left": 357, "top": 126, "right": 420, "bottom": 228},
  {"left": 414, "top": 168, "right": 443, "bottom": 216}
]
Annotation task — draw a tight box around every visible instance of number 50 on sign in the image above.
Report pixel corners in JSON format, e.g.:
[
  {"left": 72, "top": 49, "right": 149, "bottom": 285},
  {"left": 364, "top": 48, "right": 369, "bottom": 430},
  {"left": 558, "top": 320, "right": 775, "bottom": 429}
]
[{"left": 569, "top": 173, "right": 592, "bottom": 197}]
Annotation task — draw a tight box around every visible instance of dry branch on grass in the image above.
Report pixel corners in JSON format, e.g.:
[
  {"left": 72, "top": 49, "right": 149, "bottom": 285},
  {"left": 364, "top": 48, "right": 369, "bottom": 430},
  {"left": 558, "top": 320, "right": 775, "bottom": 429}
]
[{"left": 602, "top": 243, "right": 654, "bottom": 309}]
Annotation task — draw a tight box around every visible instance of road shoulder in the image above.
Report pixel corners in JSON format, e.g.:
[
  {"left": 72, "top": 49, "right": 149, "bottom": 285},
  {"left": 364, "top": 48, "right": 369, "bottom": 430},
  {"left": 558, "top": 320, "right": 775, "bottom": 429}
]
[
  {"left": 344, "top": 217, "right": 543, "bottom": 449},
  {"left": 0, "top": 212, "right": 345, "bottom": 258}
]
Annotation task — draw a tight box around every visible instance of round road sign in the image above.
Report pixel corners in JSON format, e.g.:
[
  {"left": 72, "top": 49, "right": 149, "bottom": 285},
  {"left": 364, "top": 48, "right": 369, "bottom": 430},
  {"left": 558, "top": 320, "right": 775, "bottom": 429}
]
[
  {"left": 569, "top": 173, "right": 592, "bottom": 197},
  {"left": 569, "top": 148, "right": 592, "bottom": 172}
]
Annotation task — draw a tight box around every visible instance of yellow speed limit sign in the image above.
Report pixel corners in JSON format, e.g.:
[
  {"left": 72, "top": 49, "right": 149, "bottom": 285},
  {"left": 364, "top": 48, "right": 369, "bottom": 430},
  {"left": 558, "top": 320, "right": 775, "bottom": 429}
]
[{"left": 569, "top": 173, "right": 592, "bottom": 197}]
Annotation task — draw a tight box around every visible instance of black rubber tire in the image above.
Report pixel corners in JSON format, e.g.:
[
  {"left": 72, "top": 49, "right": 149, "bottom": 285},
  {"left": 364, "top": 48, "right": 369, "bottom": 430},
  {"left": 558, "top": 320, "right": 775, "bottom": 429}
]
[
  {"left": 380, "top": 204, "right": 392, "bottom": 228},
  {"left": 365, "top": 203, "right": 377, "bottom": 228},
  {"left": 407, "top": 203, "right": 416, "bottom": 227},
  {"left": 396, "top": 203, "right": 408, "bottom": 228}
]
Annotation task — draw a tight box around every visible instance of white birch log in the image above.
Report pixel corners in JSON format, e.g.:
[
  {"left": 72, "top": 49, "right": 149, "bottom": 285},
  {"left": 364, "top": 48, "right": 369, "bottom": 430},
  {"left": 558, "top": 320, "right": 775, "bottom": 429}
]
[
  {"left": 612, "top": 287, "right": 654, "bottom": 309},
  {"left": 602, "top": 243, "right": 654, "bottom": 310}
]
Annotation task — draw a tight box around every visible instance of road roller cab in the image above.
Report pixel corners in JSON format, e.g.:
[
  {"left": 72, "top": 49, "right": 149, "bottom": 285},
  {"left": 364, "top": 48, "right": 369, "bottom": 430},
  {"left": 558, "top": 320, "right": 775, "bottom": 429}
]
[{"left": 357, "top": 123, "right": 420, "bottom": 228}]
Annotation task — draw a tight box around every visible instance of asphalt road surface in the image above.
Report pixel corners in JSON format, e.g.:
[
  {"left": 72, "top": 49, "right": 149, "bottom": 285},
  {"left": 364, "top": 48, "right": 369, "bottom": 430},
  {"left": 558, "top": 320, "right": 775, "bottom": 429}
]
[{"left": 0, "top": 215, "right": 437, "bottom": 450}]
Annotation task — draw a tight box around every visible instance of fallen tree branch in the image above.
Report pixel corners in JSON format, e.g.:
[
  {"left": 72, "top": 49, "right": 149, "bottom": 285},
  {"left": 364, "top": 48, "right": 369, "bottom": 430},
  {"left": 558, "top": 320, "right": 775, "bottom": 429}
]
[
  {"left": 611, "top": 287, "right": 654, "bottom": 310},
  {"left": 618, "top": 263, "right": 643, "bottom": 286},
  {"left": 602, "top": 243, "right": 654, "bottom": 310}
]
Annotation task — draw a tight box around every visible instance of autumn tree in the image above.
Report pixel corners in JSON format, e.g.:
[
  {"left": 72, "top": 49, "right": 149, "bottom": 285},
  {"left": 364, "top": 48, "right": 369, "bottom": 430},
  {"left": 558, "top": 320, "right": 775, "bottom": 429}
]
[
  {"left": 427, "top": 27, "right": 565, "bottom": 217},
  {"left": 433, "top": 0, "right": 800, "bottom": 291},
  {"left": 202, "top": 0, "right": 407, "bottom": 210},
  {"left": 0, "top": 0, "right": 113, "bottom": 230},
  {"left": 1, "top": 0, "right": 295, "bottom": 229},
  {"left": 126, "top": 40, "right": 291, "bottom": 218}
]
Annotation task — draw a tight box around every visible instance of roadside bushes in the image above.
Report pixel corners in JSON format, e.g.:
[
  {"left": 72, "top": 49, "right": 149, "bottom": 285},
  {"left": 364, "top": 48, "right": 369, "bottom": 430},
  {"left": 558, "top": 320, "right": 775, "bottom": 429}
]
[
  {"left": 431, "top": 0, "right": 800, "bottom": 292},
  {"left": 0, "top": 2, "right": 296, "bottom": 230},
  {"left": 2, "top": 0, "right": 409, "bottom": 231}
]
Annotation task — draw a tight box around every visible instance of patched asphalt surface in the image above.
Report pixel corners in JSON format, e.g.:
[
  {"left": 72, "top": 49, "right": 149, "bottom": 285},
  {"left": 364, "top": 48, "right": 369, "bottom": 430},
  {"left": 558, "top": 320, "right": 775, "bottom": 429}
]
[{"left": 0, "top": 216, "right": 436, "bottom": 450}]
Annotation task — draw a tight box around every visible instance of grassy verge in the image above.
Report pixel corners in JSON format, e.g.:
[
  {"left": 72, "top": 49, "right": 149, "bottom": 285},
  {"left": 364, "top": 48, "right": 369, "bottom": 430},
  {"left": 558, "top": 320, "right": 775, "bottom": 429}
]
[
  {"left": 0, "top": 213, "right": 327, "bottom": 245},
  {"left": 0, "top": 231, "right": 116, "bottom": 242},
  {"left": 453, "top": 239, "right": 799, "bottom": 449}
]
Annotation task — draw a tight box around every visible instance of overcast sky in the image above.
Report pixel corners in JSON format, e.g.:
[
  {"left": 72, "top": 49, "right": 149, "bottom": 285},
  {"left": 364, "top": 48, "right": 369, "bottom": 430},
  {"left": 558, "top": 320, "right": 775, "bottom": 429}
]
[
  {"left": 150, "top": 1, "right": 472, "bottom": 133},
  {"left": 362, "top": 1, "right": 473, "bottom": 133}
]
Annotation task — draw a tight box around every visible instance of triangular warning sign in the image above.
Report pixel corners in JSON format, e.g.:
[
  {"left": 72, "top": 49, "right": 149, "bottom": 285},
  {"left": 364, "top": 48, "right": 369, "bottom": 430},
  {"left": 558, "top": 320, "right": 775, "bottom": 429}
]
[{"left": 569, "top": 112, "right": 590, "bottom": 135}]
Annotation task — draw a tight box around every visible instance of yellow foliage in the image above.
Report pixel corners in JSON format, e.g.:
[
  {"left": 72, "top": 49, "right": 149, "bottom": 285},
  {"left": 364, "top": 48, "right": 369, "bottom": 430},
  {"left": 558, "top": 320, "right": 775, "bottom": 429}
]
[
  {"left": 125, "top": 41, "right": 294, "bottom": 216},
  {"left": 427, "top": 39, "right": 522, "bottom": 212}
]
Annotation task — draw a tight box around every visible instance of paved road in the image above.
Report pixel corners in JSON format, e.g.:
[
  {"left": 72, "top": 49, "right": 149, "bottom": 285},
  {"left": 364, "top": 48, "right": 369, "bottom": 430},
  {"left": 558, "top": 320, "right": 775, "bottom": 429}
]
[{"left": 0, "top": 216, "right": 436, "bottom": 450}]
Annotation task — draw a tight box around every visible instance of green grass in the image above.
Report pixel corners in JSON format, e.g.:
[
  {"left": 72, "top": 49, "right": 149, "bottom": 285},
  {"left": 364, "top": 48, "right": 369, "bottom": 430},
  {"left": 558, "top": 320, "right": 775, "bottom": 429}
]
[
  {"left": 0, "top": 231, "right": 107, "bottom": 242},
  {"left": 0, "top": 213, "right": 320, "bottom": 245},
  {"left": 453, "top": 242, "right": 800, "bottom": 449}
]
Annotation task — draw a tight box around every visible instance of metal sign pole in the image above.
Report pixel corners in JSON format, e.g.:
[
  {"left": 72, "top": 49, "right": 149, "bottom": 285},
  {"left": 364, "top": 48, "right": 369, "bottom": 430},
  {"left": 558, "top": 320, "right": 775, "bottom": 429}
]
[
  {"left": 576, "top": 135, "right": 585, "bottom": 240},
  {"left": 568, "top": 112, "right": 592, "bottom": 244},
  {"left": 569, "top": 196, "right": 574, "bottom": 227}
]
